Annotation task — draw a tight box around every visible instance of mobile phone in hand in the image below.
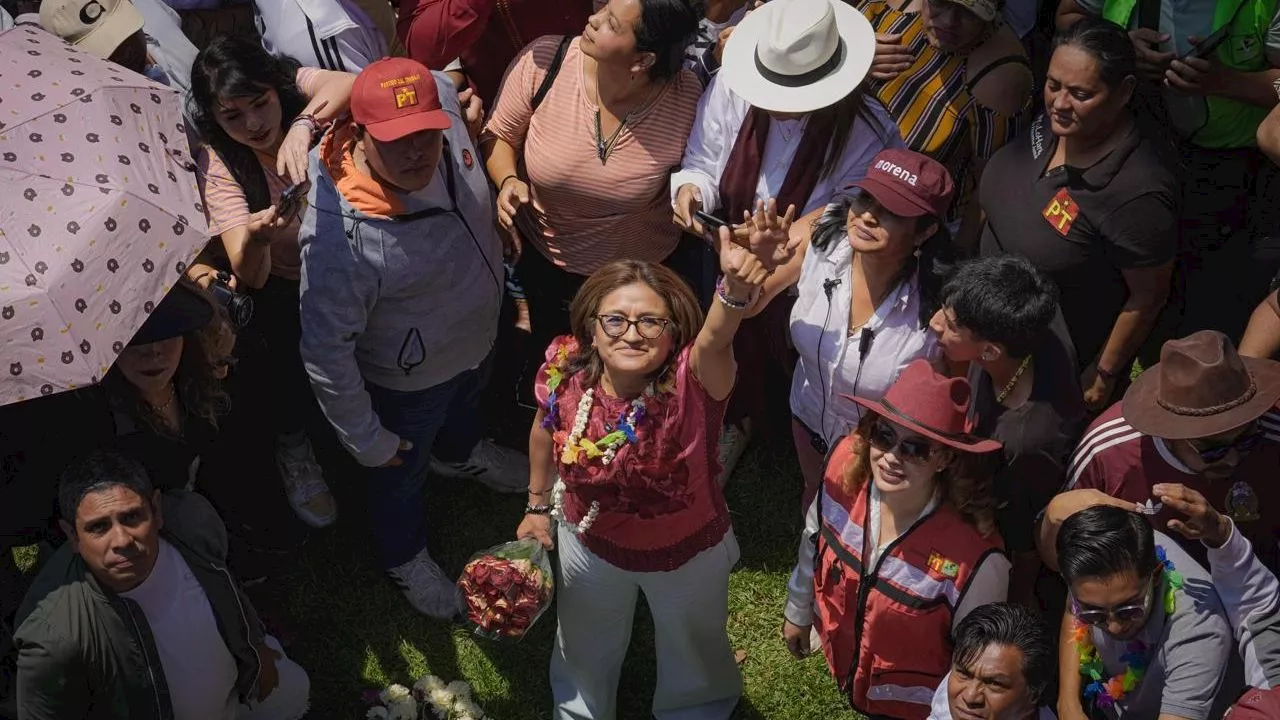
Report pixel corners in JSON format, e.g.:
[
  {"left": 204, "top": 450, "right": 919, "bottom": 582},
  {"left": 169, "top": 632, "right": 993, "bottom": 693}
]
[
  {"left": 694, "top": 210, "right": 726, "bottom": 232},
  {"left": 276, "top": 181, "right": 308, "bottom": 221},
  {"left": 1183, "top": 26, "right": 1229, "bottom": 59}
]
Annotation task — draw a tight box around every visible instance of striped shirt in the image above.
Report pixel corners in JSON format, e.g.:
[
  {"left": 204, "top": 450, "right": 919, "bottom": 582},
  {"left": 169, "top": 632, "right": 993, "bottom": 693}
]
[
  {"left": 854, "top": 0, "right": 1029, "bottom": 225},
  {"left": 195, "top": 68, "right": 323, "bottom": 281},
  {"left": 483, "top": 35, "right": 703, "bottom": 276},
  {"left": 1066, "top": 401, "right": 1280, "bottom": 573}
]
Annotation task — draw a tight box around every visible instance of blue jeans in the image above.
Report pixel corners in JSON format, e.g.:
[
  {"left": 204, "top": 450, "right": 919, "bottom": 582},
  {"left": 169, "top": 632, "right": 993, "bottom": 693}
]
[{"left": 364, "top": 363, "right": 486, "bottom": 569}]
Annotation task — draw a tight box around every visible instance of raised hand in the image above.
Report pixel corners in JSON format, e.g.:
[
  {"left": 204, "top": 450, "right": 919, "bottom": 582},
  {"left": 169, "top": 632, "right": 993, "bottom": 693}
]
[
  {"left": 1155, "top": 483, "right": 1232, "bottom": 548},
  {"left": 739, "top": 198, "right": 798, "bottom": 272}
]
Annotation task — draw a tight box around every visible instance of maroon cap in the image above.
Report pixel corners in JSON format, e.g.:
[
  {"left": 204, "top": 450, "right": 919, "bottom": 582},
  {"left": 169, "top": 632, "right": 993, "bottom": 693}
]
[
  {"left": 1226, "top": 688, "right": 1280, "bottom": 719},
  {"left": 351, "top": 57, "right": 451, "bottom": 142},
  {"left": 849, "top": 148, "right": 955, "bottom": 219}
]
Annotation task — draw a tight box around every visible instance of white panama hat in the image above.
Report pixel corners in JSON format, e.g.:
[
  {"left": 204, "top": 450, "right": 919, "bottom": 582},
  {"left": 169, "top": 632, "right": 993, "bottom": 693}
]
[{"left": 720, "top": 0, "right": 876, "bottom": 114}]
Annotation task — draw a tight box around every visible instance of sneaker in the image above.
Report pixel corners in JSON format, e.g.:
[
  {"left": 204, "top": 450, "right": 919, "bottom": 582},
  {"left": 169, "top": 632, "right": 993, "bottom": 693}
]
[
  {"left": 387, "top": 548, "right": 462, "bottom": 619},
  {"left": 276, "top": 435, "right": 337, "bottom": 529},
  {"left": 430, "top": 439, "right": 529, "bottom": 494},
  {"left": 716, "top": 418, "right": 752, "bottom": 488}
]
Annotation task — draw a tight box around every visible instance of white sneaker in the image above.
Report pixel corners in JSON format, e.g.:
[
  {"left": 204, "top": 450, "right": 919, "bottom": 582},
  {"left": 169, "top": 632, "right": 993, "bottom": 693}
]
[
  {"left": 430, "top": 439, "right": 529, "bottom": 493},
  {"left": 276, "top": 435, "right": 337, "bottom": 529},
  {"left": 387, "top": 548, "right": 462, "bottom": 619},
  {"left": 716, "top": 418, "right": 752, "bottom": 488}
]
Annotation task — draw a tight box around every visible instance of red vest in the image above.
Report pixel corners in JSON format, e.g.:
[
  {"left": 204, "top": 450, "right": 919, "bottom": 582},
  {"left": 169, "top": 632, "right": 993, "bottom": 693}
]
[{"left": 814, "top": 436, "right": 1004, "bottom": 719}]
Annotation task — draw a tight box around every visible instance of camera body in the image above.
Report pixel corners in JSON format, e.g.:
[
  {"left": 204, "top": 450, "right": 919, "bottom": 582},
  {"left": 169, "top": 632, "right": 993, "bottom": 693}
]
[{"left": 208, "top": 272, "right": 254, "bottom": 328}]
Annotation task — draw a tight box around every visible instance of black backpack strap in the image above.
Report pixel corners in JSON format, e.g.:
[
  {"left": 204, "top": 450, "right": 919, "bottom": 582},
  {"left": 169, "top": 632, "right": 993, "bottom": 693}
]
[{"left": 531, "top": 35, "right": 573, "bottom": 113}]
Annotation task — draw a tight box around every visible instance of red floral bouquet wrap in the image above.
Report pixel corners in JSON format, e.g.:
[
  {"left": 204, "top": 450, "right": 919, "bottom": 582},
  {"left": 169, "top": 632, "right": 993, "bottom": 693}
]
[{"left": 458, "top": 538, "right": 555, "bottom": 640}]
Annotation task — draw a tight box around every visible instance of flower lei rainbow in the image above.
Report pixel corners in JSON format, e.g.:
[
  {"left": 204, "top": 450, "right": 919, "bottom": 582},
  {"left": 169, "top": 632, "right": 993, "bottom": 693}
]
[
  {"left": 540, "top": 338, "right": 675, "bottom": 467},
  {"left": 1074, "top": 545, "right": 1184, "bottom": 712}
]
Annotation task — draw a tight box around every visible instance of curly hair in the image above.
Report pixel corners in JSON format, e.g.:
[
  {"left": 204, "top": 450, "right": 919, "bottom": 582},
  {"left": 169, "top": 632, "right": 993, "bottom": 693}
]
[
  {"left": 841, "top": 412, "right": 998, "bottom": 537},
  {"left": 563, "top": 260, "right": 703, "bottom": 388},
  {"left": 105, "top": 283, "right": 233, "bottom": 434}
]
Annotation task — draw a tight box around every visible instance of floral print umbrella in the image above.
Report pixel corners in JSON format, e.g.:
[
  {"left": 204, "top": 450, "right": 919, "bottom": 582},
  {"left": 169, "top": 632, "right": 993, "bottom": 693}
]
[{"left": 0, "top": 26, "right": 208, "bottom": 406}]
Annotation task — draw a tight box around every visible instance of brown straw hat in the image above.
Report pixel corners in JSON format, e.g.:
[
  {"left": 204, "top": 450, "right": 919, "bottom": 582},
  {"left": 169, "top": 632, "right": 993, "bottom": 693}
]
[{"left": 1123, "top": 331, "right": 1280, "bottom": 440}]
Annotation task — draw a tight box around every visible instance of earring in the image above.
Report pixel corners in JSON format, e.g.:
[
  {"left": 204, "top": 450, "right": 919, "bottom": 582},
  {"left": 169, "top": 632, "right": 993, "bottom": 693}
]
[{"left": 913, "top": 246, "right": 922, "bottom": 258}]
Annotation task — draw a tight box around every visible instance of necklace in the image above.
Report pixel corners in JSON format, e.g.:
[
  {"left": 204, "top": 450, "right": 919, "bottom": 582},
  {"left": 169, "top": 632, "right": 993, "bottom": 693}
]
[
  {"left": 592, "top": 72, "right": 652, "bottom": 165},
  {"left": 550, "top": 478, "right": 600, "bottom": 535},
  {"left": 147, "top": 384, "right": 177, "bottom": 414},
  {"left": 561, "top": 387, "right": 648, "bottom": 466},
  {"left": 995, "top": 355, "right": 1032, "bottom": 404},
  {"left": 1074, "top": 545, "right": 1183, "bottom": 712}
]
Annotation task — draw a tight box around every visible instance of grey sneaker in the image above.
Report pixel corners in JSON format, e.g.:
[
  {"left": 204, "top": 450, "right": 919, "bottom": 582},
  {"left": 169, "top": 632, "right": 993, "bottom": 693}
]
[
  {"left": 430, "top": 439, "right": 529, "bottom": 493},
  {"left": 387, "top": 549, "right": 463, "bottom": 619},
  {"left": 716, "top": 418, "right": 752, "bottom": 488},
  {"left": 276, "top": 435, "right": 337, "bottom": 529}
]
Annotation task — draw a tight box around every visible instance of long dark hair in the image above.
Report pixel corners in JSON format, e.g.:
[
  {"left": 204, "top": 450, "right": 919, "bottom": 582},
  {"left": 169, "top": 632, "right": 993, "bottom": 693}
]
[
  {"left": 810, "top": 197, "right": 956, "bottom": 327},
  {"left": 814, "top": 90, "right": 892, "bottom": 182},
  {"left": 634, "top": 0, "right": 706, "bottom": 81},
  {"left": 188, "top": 35, "right": 307, "bottom": 213}
]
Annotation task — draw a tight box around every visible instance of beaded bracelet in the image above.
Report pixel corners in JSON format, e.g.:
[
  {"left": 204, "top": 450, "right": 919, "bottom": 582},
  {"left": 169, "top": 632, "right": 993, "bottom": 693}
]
[
  {"left": 715, "top": 276, "right": 751, "bottom": 310},
  {"left": 524, "top": 504, "right": 552, "bottom": 515},
  {"left": 290, "top": 114, "right": 319, "bottom": 134}
]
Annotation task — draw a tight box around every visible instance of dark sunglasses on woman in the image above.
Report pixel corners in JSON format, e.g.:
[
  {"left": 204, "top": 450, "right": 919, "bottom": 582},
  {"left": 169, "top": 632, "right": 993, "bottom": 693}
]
[{"left": 867, "top": 419, "right": 937, "bottom": 463}]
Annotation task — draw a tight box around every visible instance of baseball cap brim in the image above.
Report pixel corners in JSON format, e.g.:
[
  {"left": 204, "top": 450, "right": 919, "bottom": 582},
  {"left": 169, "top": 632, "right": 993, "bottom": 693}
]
[
  {"left": 850, "top": 177, "right": 934, "bottom": 218},
  {"left": 79, "top": 1, "right": 144, "bottom": 62},
  {"left": 363, "top": 109, "right": 451, "bottom": 143}
]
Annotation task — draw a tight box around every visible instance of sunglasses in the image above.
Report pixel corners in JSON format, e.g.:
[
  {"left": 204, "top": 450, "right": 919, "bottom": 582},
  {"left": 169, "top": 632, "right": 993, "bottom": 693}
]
[
  {"left": 1070, "top": 577, "right": 1155, "bottom": 627},
  {"left": 1191, "top": 428, "right": 1262, "bottom": 464},
  {"left": 596, "top": 314, "right": 672, "bottom": 340},
  {"left": 867, "top": 419, "right": 937, "bottom": 463},
  {"left": 847, "top": 190, "right": 907, "bottom": 223}
]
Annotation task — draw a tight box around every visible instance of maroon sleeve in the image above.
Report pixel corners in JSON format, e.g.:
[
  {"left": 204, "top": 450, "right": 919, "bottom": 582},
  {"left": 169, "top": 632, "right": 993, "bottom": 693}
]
[{"left": 397, "top": 0, "right": 496, "bottom": 70}]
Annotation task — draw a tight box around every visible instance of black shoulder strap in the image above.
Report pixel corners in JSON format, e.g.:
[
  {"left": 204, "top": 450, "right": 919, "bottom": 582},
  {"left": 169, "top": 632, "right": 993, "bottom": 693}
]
[
  {"left": 531, "top": 35, "right": 573, "bottom": 113},
  {"left": 966, "top": 55, "right": 1032, "bottom": 91}
]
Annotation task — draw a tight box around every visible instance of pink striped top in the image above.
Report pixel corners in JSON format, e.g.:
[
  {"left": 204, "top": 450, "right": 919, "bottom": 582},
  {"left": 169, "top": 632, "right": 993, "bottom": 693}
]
[
  {"left": 195, "top": 68, "right": 323, "bottom": 281},
  {"left": 484, "top": 36, "right": 702, "bottom": 276}
]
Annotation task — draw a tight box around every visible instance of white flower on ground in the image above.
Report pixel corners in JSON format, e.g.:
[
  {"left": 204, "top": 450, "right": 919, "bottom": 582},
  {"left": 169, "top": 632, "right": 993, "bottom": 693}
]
[
  {"left": 386, "top": 697, "right": 418, "bottom": 720},
  {"left": 453, "top": 698, "right": 486, "bottom": 718},
  {"left": 445, "top": 680, "right": 471, "bottom": 700},
  {"left": 428, "top": 687, "right": 456, "bottom": 711},
  {"left": 414, "top": 675, "right": 446, "bottom": 697},
  {"left": 380, "top": 684, "right": 412, "bottom": 705},
  {"left": 366, "top": 708, "right": 389, "bottom": 719}
]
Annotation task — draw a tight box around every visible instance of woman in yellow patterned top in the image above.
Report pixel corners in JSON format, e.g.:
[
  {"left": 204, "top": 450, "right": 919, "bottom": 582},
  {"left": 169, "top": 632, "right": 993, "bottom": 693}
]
[{"left": 857, "top": 0, "right": 1034, "bottom": 252}]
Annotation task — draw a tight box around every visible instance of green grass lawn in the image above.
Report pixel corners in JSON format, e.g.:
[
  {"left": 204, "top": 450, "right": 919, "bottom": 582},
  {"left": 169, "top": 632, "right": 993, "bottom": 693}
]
[{"left": 267, "top": 430, "right": 859, "bottom": 718}]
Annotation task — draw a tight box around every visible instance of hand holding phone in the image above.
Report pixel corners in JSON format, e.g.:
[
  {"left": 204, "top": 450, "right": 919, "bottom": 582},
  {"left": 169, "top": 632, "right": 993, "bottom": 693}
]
[
  {"left": 694, "top": 210, "right": 726, "bottom": 232},
  {"left": 276, "top": 181, "right": 309, "bottom": 222},
  {"left": 1183, "top": 27, "right": 1228, "bottom": 60}
]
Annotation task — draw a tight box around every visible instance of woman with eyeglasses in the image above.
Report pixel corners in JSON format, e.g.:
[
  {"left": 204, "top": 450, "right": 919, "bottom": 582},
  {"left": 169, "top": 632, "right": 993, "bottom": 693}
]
[
  {"left": 765, "top": 148, "right": 956, "bottom": 513},
  {"left": 518, "top": 226, "right": 788, "bottom": 718},
  {"left": 782, "top": 359, "right": 1008, "bottom": 719}
]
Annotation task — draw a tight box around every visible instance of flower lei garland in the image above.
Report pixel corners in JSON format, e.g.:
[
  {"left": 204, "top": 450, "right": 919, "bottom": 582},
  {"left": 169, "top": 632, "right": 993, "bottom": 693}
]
[
  {"left": 539, "top": 337, "right": 675, "bottom": 535},
  {"left": 1074, "top": 545, "right": 1185, "bottom": 712},
  {"left": 365, "top": 676, "right": 487, "bottom": 719}
]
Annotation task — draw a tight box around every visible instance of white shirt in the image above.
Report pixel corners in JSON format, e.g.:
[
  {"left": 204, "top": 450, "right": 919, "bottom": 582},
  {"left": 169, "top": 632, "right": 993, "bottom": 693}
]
[
  {"left": 669, "top": 73, "right": 903, "bottom": 218},
  {"left": 121, "top": 539, "right": 238, "bottom": 720},
  {"left": 784, "top": 485, "right": 1011, "bottom": 628},
  {"left": 254, "top": 0, "right": 386, "bottom": 72},
  {"left": 928, "top": 674, "right": 1058, "bottom": 719},
  {"left": 132, "top": 0, "right": 196, "bottom": 98},
  {"left": 789, "top": 234, "right": 939, "bottom": 444}
]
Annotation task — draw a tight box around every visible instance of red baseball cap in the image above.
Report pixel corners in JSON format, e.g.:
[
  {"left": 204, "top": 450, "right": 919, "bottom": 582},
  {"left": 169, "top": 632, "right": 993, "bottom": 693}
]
[
  {"left": 848, "top": 148, "right": 955, "bottom": 219},
  {"left": 1226, "top": 688, "right": 1280, "bottom": 719},
  {"left": 350, "top": 57, "right": 451, "bottom": 142}
]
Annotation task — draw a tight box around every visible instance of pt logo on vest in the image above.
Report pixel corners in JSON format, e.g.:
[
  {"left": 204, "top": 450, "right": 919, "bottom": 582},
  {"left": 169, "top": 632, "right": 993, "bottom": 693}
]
[
  {"left": 927, "top": 551, "right": 959, "bottom": 579},
  {"left": 462, "top": 148, "right": 474, "bottom": 169},
  {"left": 873, "top": 159, "right": 918, "bottom": 186},
  {"left": 1042, "top": 188, "right": 1079, "bottom": 237}
]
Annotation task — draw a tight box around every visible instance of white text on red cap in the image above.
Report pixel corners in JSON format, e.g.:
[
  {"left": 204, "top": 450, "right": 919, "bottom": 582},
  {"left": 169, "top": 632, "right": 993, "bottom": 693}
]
[{"left": 873, "top": 159, "right": 918, "bottom": 186}]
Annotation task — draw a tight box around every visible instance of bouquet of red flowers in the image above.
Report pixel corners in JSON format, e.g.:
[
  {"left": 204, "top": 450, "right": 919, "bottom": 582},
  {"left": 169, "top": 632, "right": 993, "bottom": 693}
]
[{"left": 457, "top": 538, "right": 554, "bottom": 640}]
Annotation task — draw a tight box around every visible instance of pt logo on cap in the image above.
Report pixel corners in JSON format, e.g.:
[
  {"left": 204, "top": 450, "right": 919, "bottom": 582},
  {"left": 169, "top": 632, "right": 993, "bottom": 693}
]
[
  {"left": 380, "top": 74, "right": 422, "bottom": 110},
  {"left": 79, "top": 0, "right": 105, "bottom": 24}
]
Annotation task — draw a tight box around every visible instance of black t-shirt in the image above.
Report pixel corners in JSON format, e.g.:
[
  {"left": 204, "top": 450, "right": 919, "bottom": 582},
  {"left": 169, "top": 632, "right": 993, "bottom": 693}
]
[
  {"left": 968, "top": 313, "right": 1087, "bottom": 553},
  {"left": 979, "top": 115, "right": 1178, "bottom": 370}
]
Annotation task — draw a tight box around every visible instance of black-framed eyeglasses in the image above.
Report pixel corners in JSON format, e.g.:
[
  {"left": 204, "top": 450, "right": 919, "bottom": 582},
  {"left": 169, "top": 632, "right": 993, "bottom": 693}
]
[
  {"left": 847, "top": 189, "right": 906, "bottom": 223},
  {"left": 595, "top": 314, "right": 672, "bottom": 339},
  {"left": 1191, "top": 426, "right": 1263, "bottom": 464},
  {"left": 867, "top": 419, "right": 937, "bottom": 463}
]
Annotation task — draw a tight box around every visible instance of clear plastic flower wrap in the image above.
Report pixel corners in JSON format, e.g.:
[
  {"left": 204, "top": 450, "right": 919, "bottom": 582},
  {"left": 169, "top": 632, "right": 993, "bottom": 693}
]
[{"left": 457, "top": 538, "right": 554, "bottom": 640}]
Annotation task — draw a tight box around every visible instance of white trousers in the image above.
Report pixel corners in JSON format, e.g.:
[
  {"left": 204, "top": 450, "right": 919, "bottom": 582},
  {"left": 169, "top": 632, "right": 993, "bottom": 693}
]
[
  {"left": 550, "top": 525, "right": 743, "bottom": 720},
  {"left": 238, "top": 635, "right": 310, "bottom": 720}
]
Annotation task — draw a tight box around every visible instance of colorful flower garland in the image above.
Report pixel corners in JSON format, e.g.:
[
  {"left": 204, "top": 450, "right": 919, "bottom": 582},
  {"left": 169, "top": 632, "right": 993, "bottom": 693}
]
[{"left": 1074, "top": 545, "right": 1185, "bottom": 712}]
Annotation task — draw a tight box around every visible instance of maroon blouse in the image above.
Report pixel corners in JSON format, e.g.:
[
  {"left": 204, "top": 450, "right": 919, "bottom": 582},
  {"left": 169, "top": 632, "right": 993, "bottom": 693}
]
[{"left": 535, "top": 336, "right": 731, "bottom": 572}]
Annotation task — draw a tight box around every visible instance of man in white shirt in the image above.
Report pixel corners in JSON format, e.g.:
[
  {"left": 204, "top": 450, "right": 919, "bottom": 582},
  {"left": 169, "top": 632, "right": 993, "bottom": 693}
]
[
  {"left": 253, "top": 0, "right": 386, "bottom": 72},
  {"left": 929, "top": 603, "right": 1057, "bottom": 720},
  {"left": 14, "top": 450, "right": 309, "bottom": 720}
]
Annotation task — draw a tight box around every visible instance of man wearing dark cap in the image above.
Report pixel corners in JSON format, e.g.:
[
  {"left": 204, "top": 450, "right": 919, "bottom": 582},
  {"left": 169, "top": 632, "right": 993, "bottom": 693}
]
[
  {"left": 298, "top": 57, "right": 524, "bottom": 618},
  {"left": 1066, "top": 330, "right": 1280, "bottom": 573}
]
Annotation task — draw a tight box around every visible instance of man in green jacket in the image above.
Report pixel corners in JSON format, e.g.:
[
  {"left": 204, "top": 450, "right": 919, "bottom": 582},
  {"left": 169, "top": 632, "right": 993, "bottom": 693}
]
[{"left": 13, "top": 450, "right": 309, "bottom": 719}]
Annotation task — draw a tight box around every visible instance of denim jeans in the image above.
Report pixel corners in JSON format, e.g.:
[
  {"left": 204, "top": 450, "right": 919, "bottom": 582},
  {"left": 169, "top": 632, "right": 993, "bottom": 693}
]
[{"left": 364, "top": 361, "right": 486, "bottom": 569}]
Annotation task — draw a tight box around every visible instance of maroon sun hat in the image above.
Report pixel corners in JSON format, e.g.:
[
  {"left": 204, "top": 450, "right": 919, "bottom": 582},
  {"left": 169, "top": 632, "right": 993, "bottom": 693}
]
[
  {"left": 1225, "top": 687, "right": 1280, "bottom": 719},
  {"left": 847, "top": 148, "right": 955, "bottom": 219},
  {"left": 844, "top": 359, "right": 1002, "bottom": 454}
]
